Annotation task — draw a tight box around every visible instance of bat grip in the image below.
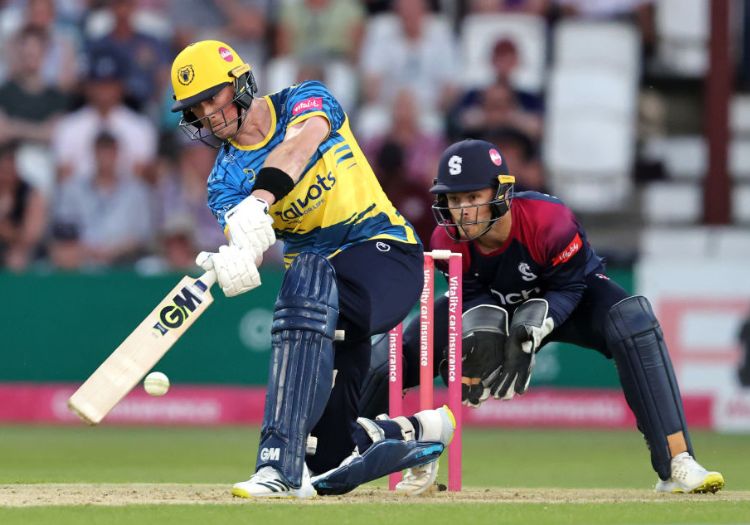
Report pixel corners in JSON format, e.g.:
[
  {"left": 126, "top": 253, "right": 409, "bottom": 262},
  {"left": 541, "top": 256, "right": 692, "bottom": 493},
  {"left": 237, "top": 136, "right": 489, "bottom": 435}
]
[{"left": 200, "top": 269, "right": 217, "bottom": 288}]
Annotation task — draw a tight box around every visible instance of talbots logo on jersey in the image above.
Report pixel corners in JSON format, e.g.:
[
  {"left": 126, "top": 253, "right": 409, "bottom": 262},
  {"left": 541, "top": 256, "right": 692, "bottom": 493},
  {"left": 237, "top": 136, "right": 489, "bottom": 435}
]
[
  {"left": 177, "top": 65, "right": 194, "bottom": 85},
  {"left": 275, "top": 172, "right": 337, "bottom": 221}
]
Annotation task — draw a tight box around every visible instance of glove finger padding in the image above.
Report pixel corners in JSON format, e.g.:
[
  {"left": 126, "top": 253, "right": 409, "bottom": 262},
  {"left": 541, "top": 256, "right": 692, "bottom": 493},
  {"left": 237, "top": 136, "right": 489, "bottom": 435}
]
[
  {"left": 225, "top": 196, "right": 276, "bottom": 259},
  {"left": 195, "top": 251, "right": 213, "bottom": 271},
  {"left": 490, "top": 299, "right": 553, "bottom": 400},
  {"left": 489, "top": 325, "right": 534, "bottom": 400},
  {"left": 203, "top": 244, "right": 262, "bottom": 297},
  {"left": 455, "top": 305, "right": 509, "bottom": 407}
]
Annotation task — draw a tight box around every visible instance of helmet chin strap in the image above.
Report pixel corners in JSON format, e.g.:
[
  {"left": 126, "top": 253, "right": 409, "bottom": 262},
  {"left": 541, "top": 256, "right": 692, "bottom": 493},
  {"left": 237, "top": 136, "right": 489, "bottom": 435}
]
[
  {"left": 228, "top": 101, "right": 253, "bottom": 143},
  {"left": 234, "top": 87, "right": 254, "bottom": 127}
]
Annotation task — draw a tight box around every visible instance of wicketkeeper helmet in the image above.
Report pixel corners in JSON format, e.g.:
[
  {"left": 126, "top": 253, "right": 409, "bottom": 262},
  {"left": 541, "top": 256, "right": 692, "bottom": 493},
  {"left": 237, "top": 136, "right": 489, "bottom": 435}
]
[{"left": 430, "top": 139, "right": 516, "bottom": 241}]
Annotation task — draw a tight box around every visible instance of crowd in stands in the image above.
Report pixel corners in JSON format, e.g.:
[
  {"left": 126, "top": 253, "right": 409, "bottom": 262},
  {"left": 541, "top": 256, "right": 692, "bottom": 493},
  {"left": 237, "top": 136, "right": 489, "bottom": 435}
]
[{"left": 0, "top": 0, "right": 675, "bottom": 272}]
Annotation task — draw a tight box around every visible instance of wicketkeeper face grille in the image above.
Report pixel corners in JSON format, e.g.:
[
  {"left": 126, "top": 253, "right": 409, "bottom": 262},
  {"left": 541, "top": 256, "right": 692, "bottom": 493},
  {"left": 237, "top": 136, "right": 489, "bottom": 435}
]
[{"left": 432, "top": 185, "right": 513, "bottom": 242}]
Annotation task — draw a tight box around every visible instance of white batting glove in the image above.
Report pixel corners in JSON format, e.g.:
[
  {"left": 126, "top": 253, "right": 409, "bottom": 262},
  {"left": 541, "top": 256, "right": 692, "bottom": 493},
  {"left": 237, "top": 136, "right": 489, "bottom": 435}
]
[
  {"left": 196, "top": 245, "right": 261, "bottom": 297},
  {"left": 225, "top": 196, "right": 276, "bottom": 261}
]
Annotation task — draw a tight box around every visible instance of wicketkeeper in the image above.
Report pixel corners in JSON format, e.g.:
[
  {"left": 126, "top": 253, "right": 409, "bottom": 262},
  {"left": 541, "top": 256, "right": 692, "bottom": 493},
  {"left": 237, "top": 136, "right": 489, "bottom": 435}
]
[
  {"left": 361, "top": 139, "right": 724, "bottom": 495},
  {"left": 170, "top": 40, "right": 455, "bottom": 498}
]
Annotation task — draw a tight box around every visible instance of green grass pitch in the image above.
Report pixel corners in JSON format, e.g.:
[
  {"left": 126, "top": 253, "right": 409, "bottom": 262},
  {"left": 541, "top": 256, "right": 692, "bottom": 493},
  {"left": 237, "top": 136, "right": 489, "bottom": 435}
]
[{"left": 0, "top": 425, "right": 748, "bottom": 524}]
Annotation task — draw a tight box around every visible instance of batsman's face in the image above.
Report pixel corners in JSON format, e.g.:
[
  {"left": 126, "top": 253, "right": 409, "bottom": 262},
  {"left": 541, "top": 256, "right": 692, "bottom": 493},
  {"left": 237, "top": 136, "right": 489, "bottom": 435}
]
[
  {"left": 445, "top": 188, "right": 495, "bottom": 239},
  {"left": 191, "top": 85, "right": 240, "bottom": 140}
]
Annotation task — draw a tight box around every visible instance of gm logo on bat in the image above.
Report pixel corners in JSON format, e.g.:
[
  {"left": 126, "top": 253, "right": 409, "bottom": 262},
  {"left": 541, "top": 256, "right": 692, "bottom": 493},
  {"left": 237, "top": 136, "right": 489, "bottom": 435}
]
[{"left": 152, "top": 279, "right": 208, "bottom": 336}]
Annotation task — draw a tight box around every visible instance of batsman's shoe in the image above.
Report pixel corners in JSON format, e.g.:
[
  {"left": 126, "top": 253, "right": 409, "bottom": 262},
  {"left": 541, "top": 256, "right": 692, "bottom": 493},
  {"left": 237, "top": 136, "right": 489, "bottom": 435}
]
[
  {"left": 232, "top": 465, "right": 315, "bottom": 499},
  {"left": 414, "top": 405, "right": 456, "bottom": 446},
  {"left": 654, "top": 452, "right": 724, "bottom": 494},
  {"left": 394, "top": 405, "right": 455, "bottom": 496}
]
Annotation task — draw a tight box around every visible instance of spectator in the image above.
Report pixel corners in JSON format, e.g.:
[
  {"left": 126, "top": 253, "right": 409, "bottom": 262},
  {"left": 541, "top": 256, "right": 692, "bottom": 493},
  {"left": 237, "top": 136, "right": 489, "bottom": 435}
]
[
  {"left": 363, "top": 88, "right": 446, "bottom": 243},
  {"left": 485, "top": 126, "right": 547, "bottom": 192},
  {"left": 457, "top": 80, "right": 543, "bottom": 140},
  {"left": 50, "top": 132, "right": 154, "bottom": 268},
  {"left": 168, "top": 0, "right": 270, "bottom": 73},
  {"left": 154, "top": 138, "right": 226, "bottom": 254},
  {"left": 487, "top": 38, "right": 544, "bottom": 113},
  {"left": 360, "top": 0, "right": 459, "bottom": 113},
  {"left": 87, "top": 0, "right": 171, "bottom": 111},
  {"left": 158, "top": 214, "right": 199, "bottom": 271},
  {"left": 0, "top": 0, "right": 81, "bottom": 92},
  {"left": 447, "top": 37, "right": 544, "bottom": 140},
  {"left": 135, "top": 213, "right": 200, "bottom": 274},
  {"left": 51, "top": 45, "right": 157, "bottom": 183},
  {"left": 468, "top": 0, "right": 549, "bottom": 15},
  {"left": 0, "top": 141, "right": 47, "bottom": 271},
  {"left": 275, "top": 0, "right": 365, "bottom": 65},
  {"left": 0, "top": 25, "right": 70, "bottom": 146}
]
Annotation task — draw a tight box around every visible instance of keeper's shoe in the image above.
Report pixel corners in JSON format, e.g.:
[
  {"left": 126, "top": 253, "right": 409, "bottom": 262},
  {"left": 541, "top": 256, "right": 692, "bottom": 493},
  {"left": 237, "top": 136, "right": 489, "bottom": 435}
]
[
  {"left": 394, "top": 405, "right": 455, "bottom": 496},
  {"left": 654, "top": 452, "right": 724, "bottom": 494},
  {"left": 232, "top": 465, "right": 315, "bottom": 499}
]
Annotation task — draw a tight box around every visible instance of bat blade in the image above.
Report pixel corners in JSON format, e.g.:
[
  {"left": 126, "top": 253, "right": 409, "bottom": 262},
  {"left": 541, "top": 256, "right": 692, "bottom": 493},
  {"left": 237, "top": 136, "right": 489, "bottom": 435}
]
[{"left": 68, "top": 271, "right": 216, "bottom": 424}]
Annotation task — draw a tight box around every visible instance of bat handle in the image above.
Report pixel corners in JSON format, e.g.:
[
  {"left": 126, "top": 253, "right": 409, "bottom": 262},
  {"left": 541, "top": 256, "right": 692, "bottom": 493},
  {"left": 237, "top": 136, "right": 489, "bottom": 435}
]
[{"left": 199, "top": 269, "right": 217, "bottom": 288}]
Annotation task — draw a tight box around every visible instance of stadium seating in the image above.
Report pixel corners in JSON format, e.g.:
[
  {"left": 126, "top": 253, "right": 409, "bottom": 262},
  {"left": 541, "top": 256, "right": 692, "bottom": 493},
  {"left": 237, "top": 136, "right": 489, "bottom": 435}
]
[{"left": 654, "top": 0, "right": 710, "bottom": 76}]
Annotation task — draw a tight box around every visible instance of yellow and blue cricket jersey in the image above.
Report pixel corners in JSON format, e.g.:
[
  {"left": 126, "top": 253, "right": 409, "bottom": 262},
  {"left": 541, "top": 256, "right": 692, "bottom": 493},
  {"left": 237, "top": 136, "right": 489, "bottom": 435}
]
[{"left": 207, "top": 80, "right": 419, "bottom": 266}]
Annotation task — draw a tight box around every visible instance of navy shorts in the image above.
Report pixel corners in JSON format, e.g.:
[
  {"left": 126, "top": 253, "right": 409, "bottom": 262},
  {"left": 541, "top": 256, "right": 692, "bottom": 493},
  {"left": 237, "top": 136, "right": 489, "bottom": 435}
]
[{"left": 306, "top": 239, "right": 423, "bottom": 474}]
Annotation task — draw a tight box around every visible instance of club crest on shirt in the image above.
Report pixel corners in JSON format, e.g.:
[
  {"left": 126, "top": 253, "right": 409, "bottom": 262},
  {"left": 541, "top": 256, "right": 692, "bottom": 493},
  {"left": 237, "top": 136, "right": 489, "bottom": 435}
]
[
  {"left": 518, "top": 262, "right": 537, "bottom": 282},
  {"left": 243, "top": 167, "right": 256, "bottom": 184}
]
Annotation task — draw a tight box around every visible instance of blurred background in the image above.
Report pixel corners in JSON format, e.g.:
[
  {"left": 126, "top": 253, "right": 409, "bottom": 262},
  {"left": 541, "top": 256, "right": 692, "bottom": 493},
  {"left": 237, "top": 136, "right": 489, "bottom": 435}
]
[{"left": 0, "top": 0, "right": 749, "bottom": 433}]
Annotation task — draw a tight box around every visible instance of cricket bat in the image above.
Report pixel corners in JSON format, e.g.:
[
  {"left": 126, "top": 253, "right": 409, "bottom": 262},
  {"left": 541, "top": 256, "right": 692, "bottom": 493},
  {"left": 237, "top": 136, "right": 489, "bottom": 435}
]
[{"left": 68, "top": 270, "right": 217, "bottom": 425}]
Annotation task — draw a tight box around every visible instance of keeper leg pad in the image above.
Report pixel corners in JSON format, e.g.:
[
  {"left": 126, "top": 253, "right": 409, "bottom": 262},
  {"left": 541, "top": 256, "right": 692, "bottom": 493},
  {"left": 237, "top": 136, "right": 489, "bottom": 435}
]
[
  {"left": 256, "top": 252, "right": 339, "bottom": 488},
  {"left": 605, "top": 295, "right": 694, "bottom": 480}
]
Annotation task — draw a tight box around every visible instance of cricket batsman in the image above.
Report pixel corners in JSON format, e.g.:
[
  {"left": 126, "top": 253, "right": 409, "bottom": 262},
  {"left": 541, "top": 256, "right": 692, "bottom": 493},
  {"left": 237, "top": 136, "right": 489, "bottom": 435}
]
[
  {"left": 362, "top": 139, "right": 725, "bottom": 495},
  {"left": 169, "top": 40, "right": 454, "bottom": 498}
]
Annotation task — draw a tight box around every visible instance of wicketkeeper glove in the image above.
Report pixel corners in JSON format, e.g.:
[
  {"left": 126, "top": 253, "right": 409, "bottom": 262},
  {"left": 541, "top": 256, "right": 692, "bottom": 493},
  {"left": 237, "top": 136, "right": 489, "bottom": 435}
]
[
  {"left": 440, "top": 305, "right": 509, "bottom": 408},
  {"left": 487, "top": 299, "right": 554, "bottom": 400},
  {"left": 196, "top": 244, "right": 261, "bottom": 297},
  {"left": 461, "top": 331, "right": 504, "bottom": 407}
]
